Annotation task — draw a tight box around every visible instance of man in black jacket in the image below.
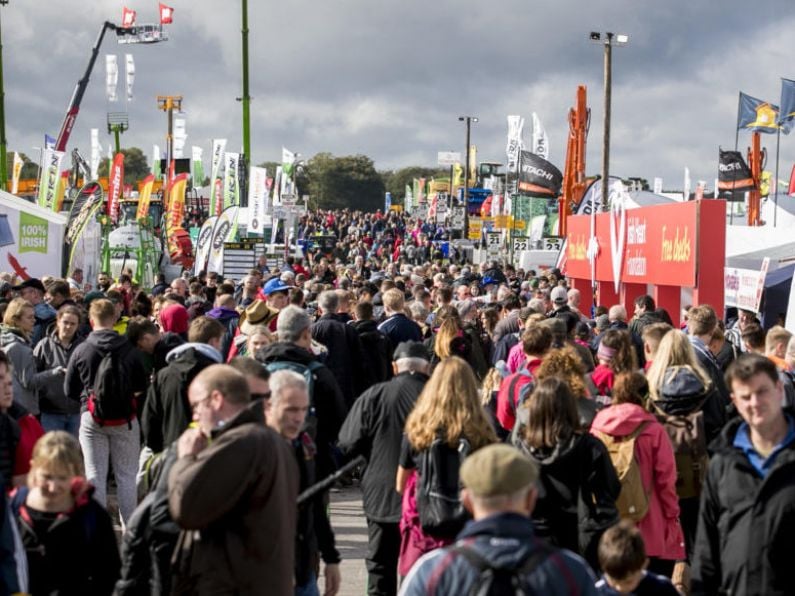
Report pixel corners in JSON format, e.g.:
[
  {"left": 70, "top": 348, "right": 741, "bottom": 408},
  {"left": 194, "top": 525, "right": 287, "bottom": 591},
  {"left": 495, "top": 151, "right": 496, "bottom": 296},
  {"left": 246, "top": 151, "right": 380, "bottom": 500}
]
[
  {"left": 311, "top": 290, "right": 372, "bottom": 405},
  {"left": 337, "top": 342, "right": 430, "bottom": 596},
  {"left": 256, "top": 305, "right": 347, "bottom": 480},
  {"left": 142, "top": 317, "right": 225, "bottom": 454},
  {"left": 351, "top": 301, "right": 393, "bottom": 384},
  {"left": 692, "top": 354, "right": 795, "bottom": 596}
]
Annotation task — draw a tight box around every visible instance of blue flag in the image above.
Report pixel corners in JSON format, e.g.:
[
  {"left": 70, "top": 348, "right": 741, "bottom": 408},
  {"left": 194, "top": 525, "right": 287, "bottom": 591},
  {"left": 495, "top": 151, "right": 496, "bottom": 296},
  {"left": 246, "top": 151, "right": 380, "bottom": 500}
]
[
  {"left": 737, "top": 92, "right": 779, "bottom": 134},
  {"left": 44, "top": 134, "right": 56, "bottom": 150},
  {"left": 778, "top": 79, "right": 795, "bottom": 135}
]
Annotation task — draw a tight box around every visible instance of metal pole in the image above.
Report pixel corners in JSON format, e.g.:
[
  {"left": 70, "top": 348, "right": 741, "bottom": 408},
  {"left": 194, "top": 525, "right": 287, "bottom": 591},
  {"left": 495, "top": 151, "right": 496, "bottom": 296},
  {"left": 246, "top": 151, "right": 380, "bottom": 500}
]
[
  {"left": 241, "top": 0, "right": 251, "bottom": 162},
  {"left": 601, "top": 34, "right": 612, "bottom": 212},
  {"left": 113, "top": 126, "right": 121, "bottom": 154},
  {"left": 464, "top": 118, "right": 471, "bottom": 240},
  {"left": 0, "top": 4, "right": 7, "bottom": 191},
  {"left": 774, "top": 128, "right": 781, "bottom": 227}
]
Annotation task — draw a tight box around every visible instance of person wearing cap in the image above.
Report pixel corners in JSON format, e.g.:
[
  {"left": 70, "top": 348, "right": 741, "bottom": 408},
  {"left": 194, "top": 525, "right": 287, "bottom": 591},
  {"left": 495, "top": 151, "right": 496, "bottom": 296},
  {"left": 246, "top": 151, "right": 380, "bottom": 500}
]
[
  {"left": 258, "top": 277, "right": 293, "bottom": 333},
  {"left": 12, "top": 278, "right": 56, "bottom": 347},
  {"left": 338, "top": 341, "right": 431, "bottom": 596},
  {"left": 206, "top": 294, "right": 241, "bottom": 361},
  {"left": 399, "top": 444, "right": 598, "bottom": 595},
  {"left": 692, "top": 354, "right": 795, "bottom": 596}
]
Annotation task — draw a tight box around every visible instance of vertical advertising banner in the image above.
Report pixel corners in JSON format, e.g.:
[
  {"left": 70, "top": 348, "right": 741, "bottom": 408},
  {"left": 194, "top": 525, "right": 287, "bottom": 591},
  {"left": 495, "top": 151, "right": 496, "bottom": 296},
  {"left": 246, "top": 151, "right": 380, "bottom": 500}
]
[
  {"left": 136, "top": 174, "right": 155, "bottom": 220},
  {"left": 209, "top": 138, "right": 227, "bottom": 215},
  {"left": 107, "top": 152, "right": 125, "bottom": 223},
  {"left": 247, "top": 166, "right": 267, "bottom": 236},
  {"left": 37, "top": 149, "right": 65, "bottom": 211},
  {"left": 223, "top": 152, "right": 240, "bottom": 208},
  {"left": 11, "top": 153, "right": 23, "bottom": 195},
  {"left": 166, "top": 173, "right": 188, "bottom": 258}
]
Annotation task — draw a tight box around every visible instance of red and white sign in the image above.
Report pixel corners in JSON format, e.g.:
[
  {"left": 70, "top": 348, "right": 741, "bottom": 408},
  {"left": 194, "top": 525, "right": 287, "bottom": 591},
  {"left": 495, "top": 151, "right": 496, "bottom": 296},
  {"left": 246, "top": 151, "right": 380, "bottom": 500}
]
[
  {"left": 108, "top": 153, "right": 125, "bottom": 224},
  {"left": 565, "top": 201, "right": 699, "bottom": 287},
  {"left": 724, "top": 258, "right": 770, "bottom": 314},
  {"left": 159, "top": 3, "right": 174, "bottom": 24},
  {"left": 122, "top": 7, "right": 136, "bottom": 27}
]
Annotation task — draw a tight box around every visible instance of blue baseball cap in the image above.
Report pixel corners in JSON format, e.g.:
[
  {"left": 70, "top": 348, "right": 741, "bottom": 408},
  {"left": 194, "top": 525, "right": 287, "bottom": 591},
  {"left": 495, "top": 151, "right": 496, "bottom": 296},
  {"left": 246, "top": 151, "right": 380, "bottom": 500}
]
[{"left": 262, "top": 277, "right": 293, "bottom": 296}]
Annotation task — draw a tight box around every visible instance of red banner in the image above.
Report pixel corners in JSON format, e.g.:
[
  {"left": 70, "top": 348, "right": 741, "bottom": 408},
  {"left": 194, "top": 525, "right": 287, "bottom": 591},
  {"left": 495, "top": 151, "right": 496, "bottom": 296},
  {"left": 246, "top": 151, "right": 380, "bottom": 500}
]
[
  {"left": 159, "top": 3, "right": 174, "bottom": 24},
  {"left": 122, "top": 6, "right": 136, "bottom": 27},
  {"left": 565, "top": 201, "right": 699, "bottom": 287},
  {"left": 107, "top": 153, "right": 125, "bottom": 224}
]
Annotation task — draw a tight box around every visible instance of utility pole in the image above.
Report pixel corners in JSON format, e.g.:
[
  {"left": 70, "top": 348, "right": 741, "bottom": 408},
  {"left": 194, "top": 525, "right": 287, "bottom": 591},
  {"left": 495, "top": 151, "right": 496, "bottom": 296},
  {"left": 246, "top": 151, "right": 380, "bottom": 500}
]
[
  {"left": 0, "top": 1, "right": 9, "bottom": 191},
  {"left": 240, "top": 0, "right": 251, "bottom": 162},
  {"left": 459, "top": 116, "right": 477, "bottom": 239},
  {"left": 157, "top": 95, "right": 182, "bottom": 204},
  {"left": 107, "top": 112, "right": 129, "bottom": 154},
  {"left": 590, "top": 31, "right": 628, "bottom": 212}
]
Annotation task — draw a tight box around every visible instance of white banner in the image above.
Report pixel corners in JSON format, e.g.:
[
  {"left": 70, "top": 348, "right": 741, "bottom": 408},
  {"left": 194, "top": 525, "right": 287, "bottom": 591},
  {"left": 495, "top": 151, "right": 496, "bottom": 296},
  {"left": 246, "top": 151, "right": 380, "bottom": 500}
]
[
  {"left": 193, "top": 215, "right": 217, "bottom": 275},
  {"left": 152, "top": 145, "right": 161, "bottom": 175},
  {"left": 223, "top": 152, "right": 240, "bottom": 208},
  {"left": 105, "top": 55, "right": 118, "bottom": 102},
  {"left": 207, "top": 206, "right": 239, "bottom": 274},
  {"left": 173, "top": 117, "right": 187, "bottom": 158},
  {"left": 247, "top": 166, "right": 268, "bottom": 235},
  {"left": 506, "top": 115, "right": 524, "bottom": 172},
  {"left": 125, "top": 54, "right": 135, "bottom": 101},
  {"left": 531, "top": 112, "right": 549, "bottom": 160},
  {"left": 10, "top": 152, "right": 23, "bottom": 195},
  {"left": 724, "top": 258, "right": 769, "bottom": 314},
  {"left": 90, "top": 129, "right": 101, "bottom": 180},
  {"left": 209, "top": 139, "right": 227, "bottom": 214},
  {"left": 37, "top": 149, "right": 65, "bottom": 210}
]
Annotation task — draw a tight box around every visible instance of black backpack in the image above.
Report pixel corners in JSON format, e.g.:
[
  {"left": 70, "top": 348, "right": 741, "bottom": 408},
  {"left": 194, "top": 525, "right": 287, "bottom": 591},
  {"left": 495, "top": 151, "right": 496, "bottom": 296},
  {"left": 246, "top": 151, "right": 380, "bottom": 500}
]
[
  {"left": 88, "top": 343, "right": 137, "bottom": 427},
  {"left": 428, "top": 541, "right": 556, "bottom": 596},
  {"left": 417, "top": 437, "right": 471, "bottom": 537}
]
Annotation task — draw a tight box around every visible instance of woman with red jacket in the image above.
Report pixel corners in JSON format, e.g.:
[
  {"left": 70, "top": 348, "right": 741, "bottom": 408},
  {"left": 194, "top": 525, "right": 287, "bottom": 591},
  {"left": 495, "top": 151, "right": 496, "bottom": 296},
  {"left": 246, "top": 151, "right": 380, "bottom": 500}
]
[
  {"left": 590, "top": 371, "right": 685, "bottom": 577},
  {"left": 590, "top": 328, "right": 637, "bottom": 402}
]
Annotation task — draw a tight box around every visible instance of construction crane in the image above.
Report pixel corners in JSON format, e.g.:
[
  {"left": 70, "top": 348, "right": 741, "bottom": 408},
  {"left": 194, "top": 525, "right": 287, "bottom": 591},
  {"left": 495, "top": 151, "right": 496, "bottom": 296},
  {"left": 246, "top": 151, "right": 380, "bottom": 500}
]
[
  {"left": 559, "top": 85, "right": 590, "bottom": 236},
  {"left": 54, "top": 20, "right": 168, "bottom": 153}
]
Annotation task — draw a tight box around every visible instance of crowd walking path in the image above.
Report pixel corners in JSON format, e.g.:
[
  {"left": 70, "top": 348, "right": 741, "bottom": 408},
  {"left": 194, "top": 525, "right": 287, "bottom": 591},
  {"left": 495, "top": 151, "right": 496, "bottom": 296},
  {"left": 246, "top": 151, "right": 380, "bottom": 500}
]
[{"left": 323, "top": 486, "right": 370, "bottom": 595}]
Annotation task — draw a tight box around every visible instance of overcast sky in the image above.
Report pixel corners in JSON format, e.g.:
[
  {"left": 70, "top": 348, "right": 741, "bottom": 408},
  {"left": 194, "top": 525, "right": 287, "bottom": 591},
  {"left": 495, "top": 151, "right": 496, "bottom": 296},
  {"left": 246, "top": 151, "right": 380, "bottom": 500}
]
[{"left": 4, "top": 0, "right": 795, "bottom": 191}]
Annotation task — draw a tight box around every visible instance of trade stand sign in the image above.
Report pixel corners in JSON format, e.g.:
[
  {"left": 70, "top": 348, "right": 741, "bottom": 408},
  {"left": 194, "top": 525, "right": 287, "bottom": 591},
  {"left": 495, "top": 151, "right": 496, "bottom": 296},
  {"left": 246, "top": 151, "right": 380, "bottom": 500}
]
[{"left": 565, "top": 201, "right": 699, "bottom": 287}]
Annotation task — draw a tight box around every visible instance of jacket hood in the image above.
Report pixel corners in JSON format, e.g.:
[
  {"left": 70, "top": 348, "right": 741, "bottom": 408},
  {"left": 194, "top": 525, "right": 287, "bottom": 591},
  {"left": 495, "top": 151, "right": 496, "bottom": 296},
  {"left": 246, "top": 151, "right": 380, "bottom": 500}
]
[
  {"left": 517, "top": 430, "right": 580, "bottom": 465},
  {"left": 86, "top": 328, "right": 129, "bottom": 352},
  {"left": 652, "top": 366, "right": 710, "bottom": 416},
  {"left": 207, "top": 306, "right": 240, "bottom": 322},
  {"left": 351, "top": 319, "right": 378, "bottom": 333},
  {"left": 0, "top": 325, "right": 29, "bottom": 346},
  {"left": 165, "top": 342, "right": 223, "bottom": 364},
  {"left": 256, "top": 341, "right": 315, "bottom": 365},
  {"left": 590, "top": 403, "right": 658, "bottom": 437}
]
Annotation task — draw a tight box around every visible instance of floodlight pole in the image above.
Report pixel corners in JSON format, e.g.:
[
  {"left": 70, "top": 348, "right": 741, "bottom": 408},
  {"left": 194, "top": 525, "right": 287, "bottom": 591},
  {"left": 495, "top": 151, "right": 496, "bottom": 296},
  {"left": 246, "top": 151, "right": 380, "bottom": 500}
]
[
  {"left": 0, "top": 2, "right": 8, "bottom": 191},
  {"left": 157, "top": 95, "right": 182, "bottom": 203},
  {"left": 241, "top": 0, "right": 251, "bottom": 163},
  {"left": 601, "top": 33, "right": 612, "bottom": 212},
  {"left": 459, "top": 116, "right": 477, "bottom": 241}
]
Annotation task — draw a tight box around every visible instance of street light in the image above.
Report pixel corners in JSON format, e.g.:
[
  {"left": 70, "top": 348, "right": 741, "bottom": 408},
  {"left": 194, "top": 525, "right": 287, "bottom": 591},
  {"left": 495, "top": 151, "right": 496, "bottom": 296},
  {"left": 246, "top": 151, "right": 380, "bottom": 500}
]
[
  {"left": 458, "top": 116, "right": 478, "bottom": 238},
  {"left": 0, "top": 1, "right": 10, "bottom": 192},
  {"left": 590, "top": 31, "right": 628, "bottom": 211}
]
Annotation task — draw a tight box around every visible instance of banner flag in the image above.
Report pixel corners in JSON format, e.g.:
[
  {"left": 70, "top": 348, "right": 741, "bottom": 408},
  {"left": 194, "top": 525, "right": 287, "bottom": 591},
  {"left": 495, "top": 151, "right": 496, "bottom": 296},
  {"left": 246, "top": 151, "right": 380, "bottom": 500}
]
[
  {"left": 136, "top": 174, "right": 155, "bottom": 220},
  {"left": 717, "top": 149, "right": 755, "bottom": 198},
  {"left": 778, "top": 78, "right": 795, "bottom": 135},
  {"left": 453, "top": 163, "right": 464, "bottom": 187},
  {"left": 272, "top": 166, "right": 283, "bottom": 205},
  {"left": 417, "top": 177, "right": 426, "bottom": 204},
  {"left": 207, "top": 206, "right": 239, "bottom": 274},
  {"left": 223, "top": 152, "right": 240, "bottom": 208},
  {"left": 469, "top": 145, "right": 477, "bottom": 185},
  {"left": 44, "top": 135, "right": 56, "bottom": 150},
  {"left": 247, "top": 166, "right": 267, "bottom": 236},
  {"left": 191, "top": 146, "right": 204, "bottom": 186},
  {"left": 121, "top": 6, "right": 136, "bottom": 27},
  {"left": 165, "top": 173, "right": 189, "bottom": 263},
  {"left": 66, "top": 182, "right": 104, "bottom": 273},
  {"left": 11, "top": 153, "right": 22, "bottom": 195},
  {"left": 506, "top": 115, "right": 525, "bottom": 172},
  {"left": 105, "top": 55, "right": 118, "bottom": 102},
  {"left": 55, "top": 171, "right": 68, "bottom": 212},
  {"left": 37, "top": 149, "right": 64, "bottom": 211},
  {"left": 107, "top": 152, "right": 125, "bottom": 223},
  {"left": 159, "top": 3, "right": 174, "bottom": 25},
  {"left": 90, "top": 129, "right": 101, "bottom": 180},
  {"left": 282, "top": 147, "right": 296, "bottom": 176},
  {"left": 737, "top": 92, "right": 779, "bottom": 134},
  {"left": 193, "top": 215, "right": 217, "bottom": 275},
  {"left": 152, "top": 145, "right": 161, "bottom": 178},
  {"left": 125, "top": 54, "right": 135, "bottom": 101},
  {"left": 173, "top": 118, "right": 187, "bottom": 159},
  {"left": 517, "top": 151, "right": 562, "bottom": 197},
  {"left": 209, "top": 139, "right": 226, "bottom": 215},
  {"left": 404, "top": 184, "right": 413, "bottom": 211},
  {"left": 531, "top": 113, "right": 549, "bottom": 161}
]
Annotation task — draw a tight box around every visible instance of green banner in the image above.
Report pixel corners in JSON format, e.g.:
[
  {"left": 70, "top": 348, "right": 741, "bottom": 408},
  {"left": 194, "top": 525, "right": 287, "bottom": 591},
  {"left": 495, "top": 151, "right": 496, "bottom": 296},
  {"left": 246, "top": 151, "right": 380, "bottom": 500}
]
[{"left": 19, "top": 212, "right": 48, "bottom": 254}]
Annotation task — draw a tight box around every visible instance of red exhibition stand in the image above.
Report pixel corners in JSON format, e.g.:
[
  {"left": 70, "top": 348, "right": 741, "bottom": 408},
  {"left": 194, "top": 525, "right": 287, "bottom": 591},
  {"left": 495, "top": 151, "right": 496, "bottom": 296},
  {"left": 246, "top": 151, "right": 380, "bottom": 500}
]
[{"left": 564, "top": 200, "right": 726, "bottom": 326}]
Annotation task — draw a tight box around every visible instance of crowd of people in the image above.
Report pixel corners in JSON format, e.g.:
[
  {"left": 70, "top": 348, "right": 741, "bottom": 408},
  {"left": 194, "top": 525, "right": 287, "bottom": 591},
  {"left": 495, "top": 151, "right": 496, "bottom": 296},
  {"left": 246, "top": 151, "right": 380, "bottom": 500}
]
[{"left": 0, "top": 207, "right": 791, "bottom": 595}]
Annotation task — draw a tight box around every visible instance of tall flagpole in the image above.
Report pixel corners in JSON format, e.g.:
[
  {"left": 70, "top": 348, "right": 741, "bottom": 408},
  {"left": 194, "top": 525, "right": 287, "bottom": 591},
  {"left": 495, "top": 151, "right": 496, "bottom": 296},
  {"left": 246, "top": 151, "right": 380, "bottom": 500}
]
[{"left": 730, "top": 92, "right": 740, "bottom": 225}]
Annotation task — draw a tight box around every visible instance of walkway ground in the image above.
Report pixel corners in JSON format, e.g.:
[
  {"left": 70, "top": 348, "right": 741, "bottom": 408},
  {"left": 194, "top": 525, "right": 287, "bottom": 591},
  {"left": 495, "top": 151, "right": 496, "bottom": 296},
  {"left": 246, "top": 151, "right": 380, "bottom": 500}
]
[{"left": 321, "top": 486, "right": 370, "bottom": 595}]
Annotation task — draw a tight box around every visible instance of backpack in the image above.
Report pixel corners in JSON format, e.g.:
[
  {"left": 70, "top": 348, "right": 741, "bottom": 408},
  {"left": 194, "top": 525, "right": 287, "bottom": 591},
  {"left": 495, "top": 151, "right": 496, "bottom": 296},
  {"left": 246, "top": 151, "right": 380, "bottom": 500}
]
[
  {"left": 416, "top": 437, "right": 472, "bottom": 538},
  {"left": 265, "top": 360, "right": 324, "bottom": 439},
  {"left": 87, "top": 343, "right": 137, "bottom": 427},
  {"left": 594, "top": 423, "right": 649, "bottom": 522},
  {"left": 426, "top": 540, "right": 557, "bottom": 596},
  {"left": 658, "top": 410, "right": 709, "bottom": 499},
  {"left": 496, "top": 369, "right": 535, "bottom": 431}
]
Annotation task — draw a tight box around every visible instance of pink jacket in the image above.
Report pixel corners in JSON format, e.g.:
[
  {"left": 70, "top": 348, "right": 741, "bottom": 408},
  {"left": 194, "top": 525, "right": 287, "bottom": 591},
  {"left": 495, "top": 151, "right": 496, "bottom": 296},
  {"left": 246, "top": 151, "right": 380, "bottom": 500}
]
[{"left": 590, "top": 403, "right": 685, "bottom": 560}]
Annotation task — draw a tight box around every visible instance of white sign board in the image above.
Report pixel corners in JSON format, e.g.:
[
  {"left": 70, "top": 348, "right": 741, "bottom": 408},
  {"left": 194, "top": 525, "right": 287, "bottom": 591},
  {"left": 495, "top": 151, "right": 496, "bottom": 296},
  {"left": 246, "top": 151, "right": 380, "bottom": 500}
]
[
  {"left": 437, "top": 151, "right": 462, "bottom": 166},
  {"left": 724, "top": 257, "right": 769, "bottom": 313},
  {"left": 451, "top": 206, "right": 466, "bottom": 230},
  {"left": 513, "top": 236, "right": 529, "bottom": 252},
  {"left": 543, "top": 237, "right": 563, "bottom": 252},
  {"left": 486, "top": 232, "right": 501, "bottom": 254}
]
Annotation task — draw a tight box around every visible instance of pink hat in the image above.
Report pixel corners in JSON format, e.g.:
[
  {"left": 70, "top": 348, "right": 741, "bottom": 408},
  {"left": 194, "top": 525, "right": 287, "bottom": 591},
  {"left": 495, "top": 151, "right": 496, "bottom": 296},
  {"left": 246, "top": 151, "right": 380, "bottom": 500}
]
[{"left": 160, "top": 304, "right": 189, "bottom": 334}]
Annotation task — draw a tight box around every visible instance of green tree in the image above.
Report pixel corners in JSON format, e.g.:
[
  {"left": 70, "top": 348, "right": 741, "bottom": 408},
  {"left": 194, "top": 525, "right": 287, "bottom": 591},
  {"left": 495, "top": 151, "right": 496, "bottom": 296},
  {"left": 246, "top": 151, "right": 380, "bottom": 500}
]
[
  {"left": 97, "top": 147, "right": 151, "bottom": 185},
  {"left": 304, "top": 153, "right": 384, "bottom": 211},
  {"left": 380, "top": 166, "right": 449, "bottom": 205}
]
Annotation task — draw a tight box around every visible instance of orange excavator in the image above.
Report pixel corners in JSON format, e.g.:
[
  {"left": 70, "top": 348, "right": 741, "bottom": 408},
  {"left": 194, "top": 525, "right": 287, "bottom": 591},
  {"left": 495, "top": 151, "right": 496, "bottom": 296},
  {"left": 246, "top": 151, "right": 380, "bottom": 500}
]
[
  {"left": 558, "top": 85, "right": 590, "bottom": 236},
  {"left": 746, "top": 132, "right": 763, "bottom": 226}
]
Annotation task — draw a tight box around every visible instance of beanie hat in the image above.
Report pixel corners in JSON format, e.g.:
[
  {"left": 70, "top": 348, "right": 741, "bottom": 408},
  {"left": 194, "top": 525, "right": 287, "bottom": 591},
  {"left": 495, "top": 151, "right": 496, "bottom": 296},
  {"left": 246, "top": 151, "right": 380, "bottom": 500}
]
[{"left": 160, "top": 304, "right": 190, "bottom": 335}]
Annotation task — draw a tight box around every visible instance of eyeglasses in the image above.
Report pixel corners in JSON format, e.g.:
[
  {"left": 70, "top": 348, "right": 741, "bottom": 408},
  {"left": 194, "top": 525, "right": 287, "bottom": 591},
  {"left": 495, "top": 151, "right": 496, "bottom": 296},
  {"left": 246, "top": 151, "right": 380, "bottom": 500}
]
[{"left": 251, "top": 392, "right": 271, "bottom": 401}]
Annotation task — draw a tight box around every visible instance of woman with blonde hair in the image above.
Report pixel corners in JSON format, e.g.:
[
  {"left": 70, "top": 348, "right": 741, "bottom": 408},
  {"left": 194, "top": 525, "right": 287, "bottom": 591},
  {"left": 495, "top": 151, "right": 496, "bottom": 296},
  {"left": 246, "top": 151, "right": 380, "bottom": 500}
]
[
  {"left": 645, "top": 329, "right": 711, "bottom": 401},
  {"left": 428, "top": 306, "right": 488, "bottom": 380},
  {"left": 396, "top": 357, "right": 496, "bottom": 576},
  {"left": 11, "top": 431, "right": 120, "bottom": 594}
]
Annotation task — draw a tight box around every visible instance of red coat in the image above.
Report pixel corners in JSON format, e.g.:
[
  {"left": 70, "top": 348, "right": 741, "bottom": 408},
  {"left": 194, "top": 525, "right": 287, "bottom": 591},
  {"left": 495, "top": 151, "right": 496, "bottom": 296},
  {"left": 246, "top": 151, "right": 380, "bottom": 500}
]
[{"left": 590, "top": 403, "right": 685, "bottom": 560}]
